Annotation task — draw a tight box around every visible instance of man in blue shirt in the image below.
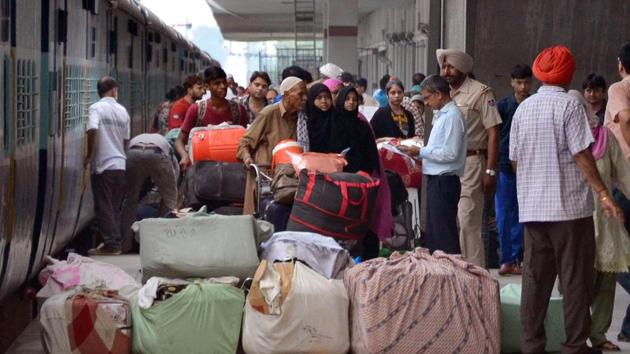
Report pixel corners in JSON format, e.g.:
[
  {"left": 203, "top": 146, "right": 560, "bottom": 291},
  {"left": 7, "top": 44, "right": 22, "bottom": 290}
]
[
  {"left": 496, "top": 64, "right": 532, "bottom": 276},
  {"left": 402, "top": 75, "right": 467, "bottom": 254},
  {"left": 373, "top": 74, "right": 391, "bottom": 108}
]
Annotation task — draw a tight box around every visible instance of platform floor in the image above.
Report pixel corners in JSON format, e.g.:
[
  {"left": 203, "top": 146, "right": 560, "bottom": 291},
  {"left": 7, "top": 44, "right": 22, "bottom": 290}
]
[{"left": 7, "top": 255, "right": 630, "bottom": 353}]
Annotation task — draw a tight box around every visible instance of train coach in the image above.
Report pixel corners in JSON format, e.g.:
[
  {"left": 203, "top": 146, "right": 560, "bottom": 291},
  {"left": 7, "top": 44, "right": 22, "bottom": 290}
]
[{"left": 0, "top": 0, "right": 213, "bottom": 302}]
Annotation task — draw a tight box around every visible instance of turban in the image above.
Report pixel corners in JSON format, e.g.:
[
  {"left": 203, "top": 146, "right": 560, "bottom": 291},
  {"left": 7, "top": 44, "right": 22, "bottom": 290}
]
[
  {"left": 279, "top": 76, "right": 303, "bottom": 93},
  {"left": 323, "top": 78, "right": 343, "bottom": 92},
  {"left": 532, "top": 46, "right": 575, "bottom": 86},
  {"left": 319, "top": 63, "right": 343, "bottom": 79},
  {"left": 436, "top": 49, "right": 474, "bottom": 73}
]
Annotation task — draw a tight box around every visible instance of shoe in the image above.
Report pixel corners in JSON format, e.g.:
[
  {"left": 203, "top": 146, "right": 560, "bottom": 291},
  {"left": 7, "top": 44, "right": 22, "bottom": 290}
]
[
  {"left": 88, "top": 243, "right": 122, "bottom": 256},
  {"left": 617, "top": 332, "right": 630, "bottom": 342},
  {"left": 510, "top": 264, "right": 522, "bottom": 275},
  {"left": 498, "top": 263, "right": 514, "bottom": 276}
]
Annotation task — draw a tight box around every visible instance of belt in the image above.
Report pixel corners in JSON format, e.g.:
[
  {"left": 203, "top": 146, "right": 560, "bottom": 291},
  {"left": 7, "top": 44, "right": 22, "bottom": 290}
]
[
  {"left": 466, "top": 149, "right": 487, "bottom": 157},
  {"left": 130, "top": 145, "right": 162, "bottom": 153}
]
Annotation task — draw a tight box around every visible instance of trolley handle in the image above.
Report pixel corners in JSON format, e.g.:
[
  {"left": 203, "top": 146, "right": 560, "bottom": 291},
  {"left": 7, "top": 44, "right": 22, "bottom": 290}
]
[{"left": 249, "top": 163, "right": 272, "bottom": 182}]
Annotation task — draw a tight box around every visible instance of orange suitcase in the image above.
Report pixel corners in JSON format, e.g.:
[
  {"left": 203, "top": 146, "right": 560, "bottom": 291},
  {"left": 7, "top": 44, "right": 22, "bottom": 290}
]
[{"left": 190, "top": 125, "right": 246, "bottom": 163}]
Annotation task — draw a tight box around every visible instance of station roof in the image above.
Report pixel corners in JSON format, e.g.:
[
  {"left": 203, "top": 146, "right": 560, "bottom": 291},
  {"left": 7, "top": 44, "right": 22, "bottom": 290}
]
[{"left": 206, "top": 0, "right": 408, "bottom": 41}]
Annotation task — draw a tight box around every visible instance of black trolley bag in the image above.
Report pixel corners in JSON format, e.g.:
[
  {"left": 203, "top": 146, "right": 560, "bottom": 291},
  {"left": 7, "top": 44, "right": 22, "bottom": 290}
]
[
  {"left": 184, "top": 161, "right": 247, "bottom": 208},
  {"left": 287, "top": 169, "right": 380, "bottom": 241}
]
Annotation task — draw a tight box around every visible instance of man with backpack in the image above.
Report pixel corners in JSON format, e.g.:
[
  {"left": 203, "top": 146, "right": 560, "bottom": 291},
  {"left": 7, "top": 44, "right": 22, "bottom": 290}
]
[{"left": 175, "top": 66, "right": 248, "bottom": 171}]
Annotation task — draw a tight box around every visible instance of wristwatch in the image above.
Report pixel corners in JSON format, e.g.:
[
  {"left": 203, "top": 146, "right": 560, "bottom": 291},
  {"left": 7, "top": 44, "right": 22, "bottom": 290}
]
[{"left": 485, "top": 169, "right": 496, "bottom": 177}]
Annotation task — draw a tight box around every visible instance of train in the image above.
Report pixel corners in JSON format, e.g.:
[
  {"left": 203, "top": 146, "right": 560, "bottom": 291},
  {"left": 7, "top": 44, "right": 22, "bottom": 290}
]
[{"left": 0, "top": 0, "right": 214, "bottom": 302}]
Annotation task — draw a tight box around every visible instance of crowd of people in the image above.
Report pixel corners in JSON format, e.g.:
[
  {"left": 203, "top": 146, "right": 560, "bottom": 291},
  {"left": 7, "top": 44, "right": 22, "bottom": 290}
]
[{"left": 83, "top": 41, "right": 630, "bottom": 353}]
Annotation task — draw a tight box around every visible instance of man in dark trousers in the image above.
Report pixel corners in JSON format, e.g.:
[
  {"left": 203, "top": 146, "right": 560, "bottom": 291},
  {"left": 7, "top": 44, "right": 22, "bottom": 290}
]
[
  {"left": 120, "top": 133, "right": 179, "bottom": 252},
  {"left": 495, "top": 64, "right": 532, "bottom": 276},
  {"left": 511, "top": 46, "right": 624, "bottom": 354},
  {"left": 85, "top": 76, "right": 130, "bottom": 256},
  {"left": 401, "top": 75, "right": 467, "bottom": 254}
]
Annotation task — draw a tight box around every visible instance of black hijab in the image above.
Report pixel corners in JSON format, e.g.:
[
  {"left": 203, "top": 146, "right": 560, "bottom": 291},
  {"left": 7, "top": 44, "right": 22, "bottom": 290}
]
[
  {"left": 333, "top": 86, "right": 380, "bottom": 174},
  {"left": 306, "top": 83, "right": 335, "bottom": 153}
]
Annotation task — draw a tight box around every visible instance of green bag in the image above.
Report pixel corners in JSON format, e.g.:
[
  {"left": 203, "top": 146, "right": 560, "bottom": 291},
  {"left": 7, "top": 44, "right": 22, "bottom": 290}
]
[
  {"left": 132, "top": 282, "right": 244, "bottom": 354},
  {"left": 500, "top": 283, "right": 565, "bottom": 353}
]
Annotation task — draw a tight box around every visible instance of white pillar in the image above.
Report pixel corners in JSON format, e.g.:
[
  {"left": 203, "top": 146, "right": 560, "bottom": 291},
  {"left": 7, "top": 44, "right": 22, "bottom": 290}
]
[{"left": 325, "top": 0, "right": 358, "bottom": 75}]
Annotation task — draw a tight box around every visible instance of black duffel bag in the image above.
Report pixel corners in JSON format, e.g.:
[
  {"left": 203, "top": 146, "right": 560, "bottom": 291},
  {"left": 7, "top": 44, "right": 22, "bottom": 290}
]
[
  {"left": 287, "top": 169, "right": 380, "bottom": 241},
  {"left": 189, "top": 161, "right": 247, "bottom": 204}
]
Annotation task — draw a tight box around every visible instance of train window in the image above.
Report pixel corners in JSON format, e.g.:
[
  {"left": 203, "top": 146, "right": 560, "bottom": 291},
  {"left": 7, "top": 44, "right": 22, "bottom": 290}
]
[
  {"left": 90, "top": 27, "right": 96, "bottom": 58},
  {"left": 127, "top": 20, "right": 137, "bottom": 36},
  {"left": 64, "top": 65, "right": 80, "bottom": 130},
  {"left": 0, "top": 0, "right": 8, "bottom": 42},
  {"left": 16, "top": 60, "right": 37, "bottom": 146},
  {"left": 171, "top": 42, "right": 176, "bottom": 52},
  {"left": 57, "top": 9, "right": 68, "bottom": 43},
  {"left": 155, "top": 33, "right": 161, "bottom": 43},
  {"left": 128, "top": 44, "right": 133, "bottom": 68},
  {"left": 146, "top": 44, "right": 152, "bottom": 63},
  {"left": 3, "top": 56, "right": 10, "bottom": 150},
  {"left": 148, "top": 32, "right": 153, "bottom": 42},
  {"left": 82, "top": 0, "right": 98, "bottom": 15}
]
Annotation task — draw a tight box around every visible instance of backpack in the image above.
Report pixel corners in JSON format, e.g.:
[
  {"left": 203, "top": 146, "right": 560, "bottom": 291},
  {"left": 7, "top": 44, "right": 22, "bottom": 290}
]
[{"left": 196, "top": 99, "right": 242, "bottom": 127}]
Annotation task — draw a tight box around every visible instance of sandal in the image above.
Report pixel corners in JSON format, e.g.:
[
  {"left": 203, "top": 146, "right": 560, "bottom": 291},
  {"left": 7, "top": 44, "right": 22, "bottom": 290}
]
[{"left": 596, "top": 340, "right": 621, "bottom": 351}]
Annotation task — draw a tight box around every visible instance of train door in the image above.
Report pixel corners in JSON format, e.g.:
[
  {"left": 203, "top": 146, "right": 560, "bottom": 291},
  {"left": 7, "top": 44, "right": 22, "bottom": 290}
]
[
  {"left": 0, "top": 0, "right": 12, "bottom": 300},
  {"left": 0, "top": 0, "right": 41, "bottom": 301}
]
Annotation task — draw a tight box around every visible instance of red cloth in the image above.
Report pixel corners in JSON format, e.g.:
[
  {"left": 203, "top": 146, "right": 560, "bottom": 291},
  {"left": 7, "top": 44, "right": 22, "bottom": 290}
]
[
  {"left": 168, "top": 98, "right": 191, "bottom": 130},
  {"left": 532, "top": 46, "right": 575, "bottom": 86},
  {"left": 180, "top": 100, "right": 248, "bottom": 134}
]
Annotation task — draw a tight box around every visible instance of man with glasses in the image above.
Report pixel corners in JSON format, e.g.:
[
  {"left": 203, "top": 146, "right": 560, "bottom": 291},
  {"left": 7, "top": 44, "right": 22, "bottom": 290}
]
[{"left": 401, "top": 75, "right": 467, "bottom": 255}]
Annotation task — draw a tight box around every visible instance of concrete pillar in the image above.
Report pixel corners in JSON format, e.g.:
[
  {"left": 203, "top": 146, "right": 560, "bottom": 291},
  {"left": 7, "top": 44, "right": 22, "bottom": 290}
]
[{"left": 325, "top": 0, "right": 358, "bottom": 75}]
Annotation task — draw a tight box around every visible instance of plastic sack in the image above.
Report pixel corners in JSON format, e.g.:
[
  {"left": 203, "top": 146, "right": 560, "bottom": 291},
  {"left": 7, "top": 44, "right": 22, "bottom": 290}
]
[
  {"left": 242, "top": 261, "right": 350, "bottom": 354},
  {"left": 132, "top": 281, "right": 244, "bottom": 354},
  {"left": 135, "top": 214, "right": 273, "bottom": 282},
  {"left": 500, "top": 283, "right": 565, "bottom": 353},
  {"left": 287, "top": 151, "right": 347, "bottom": 174},
  {"left": 260, "top": 231, "right": 353, "bottom": 279},
  {"left": 37, "top": 253, "right": 139, "bottom": 300}
]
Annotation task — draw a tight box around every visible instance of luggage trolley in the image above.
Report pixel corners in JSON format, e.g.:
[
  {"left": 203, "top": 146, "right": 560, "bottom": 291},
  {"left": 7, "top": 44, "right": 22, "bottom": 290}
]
[{"left": 249, "top": 163, "right": 273, "bottom": 218}]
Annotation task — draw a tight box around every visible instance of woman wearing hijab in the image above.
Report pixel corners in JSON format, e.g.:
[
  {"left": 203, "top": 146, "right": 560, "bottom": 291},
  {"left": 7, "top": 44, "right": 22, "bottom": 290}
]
[
  {"left": 306, "top": 84, "right": 335, "bottom": 153},
  {"left": 567, "top": 90, "right": 630, "bottom": 352},
  {"left": 333, "top": 87, "right": 380, "bottom": 174},
  {"left": 333, "top": 86, "right": 393, "bottom": 259},
  {"left": 370, "top": 79, "right": 416, "bottom": 139}
]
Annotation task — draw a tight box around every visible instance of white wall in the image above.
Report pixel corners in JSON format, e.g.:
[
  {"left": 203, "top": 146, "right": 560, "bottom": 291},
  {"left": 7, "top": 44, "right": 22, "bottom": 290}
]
[{"left": 357, "top": 0, "right": 430, "bottom": 94}]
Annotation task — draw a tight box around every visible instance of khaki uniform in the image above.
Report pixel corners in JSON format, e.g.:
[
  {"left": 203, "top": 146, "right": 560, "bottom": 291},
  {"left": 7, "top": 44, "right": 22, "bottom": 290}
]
[{"left": 451, "top": 77, "right": 502, "bottom": 267}]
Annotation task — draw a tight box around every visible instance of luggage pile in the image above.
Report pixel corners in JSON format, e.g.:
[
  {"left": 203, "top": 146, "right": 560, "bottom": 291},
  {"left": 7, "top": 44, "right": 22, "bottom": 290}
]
[
  {"left": 185, "top": 124, "right": 248, "bottom": 211},
  {"left": 38, "top": 239, "right": 504, "bottom": 353}
]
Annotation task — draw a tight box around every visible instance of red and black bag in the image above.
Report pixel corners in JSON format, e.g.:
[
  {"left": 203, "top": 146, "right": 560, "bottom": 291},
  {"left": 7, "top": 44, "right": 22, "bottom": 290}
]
[{"left": 287, "top": 169, "right": 380, "bottom": 240}]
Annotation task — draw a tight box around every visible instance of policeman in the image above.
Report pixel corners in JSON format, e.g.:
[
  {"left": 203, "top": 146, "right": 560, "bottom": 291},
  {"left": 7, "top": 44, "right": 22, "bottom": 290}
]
[
  {"left": 437, "top": 49, "right": 502, "bottom": 268},
  {"left": 120, "top": 133, "right": 179, "bottom": 252}
]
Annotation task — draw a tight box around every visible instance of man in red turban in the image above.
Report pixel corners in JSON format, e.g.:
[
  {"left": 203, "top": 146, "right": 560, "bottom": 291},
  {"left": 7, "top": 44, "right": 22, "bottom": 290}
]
[
  {"left": 532, "top": 45, "right": 576, "bottom": 87},
  {"left": 512, "top": 45, "right": 624, "bottom": 353}
]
